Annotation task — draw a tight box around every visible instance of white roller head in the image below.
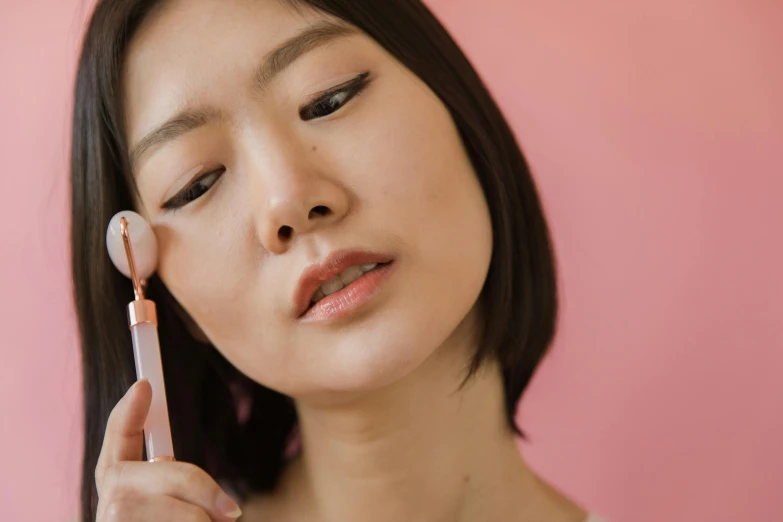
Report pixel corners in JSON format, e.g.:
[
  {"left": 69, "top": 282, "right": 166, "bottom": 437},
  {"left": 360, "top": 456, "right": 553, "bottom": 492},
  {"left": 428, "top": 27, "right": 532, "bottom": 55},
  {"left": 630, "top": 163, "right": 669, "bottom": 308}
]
[{"left": 107, "top": 211, "right": 158, "bottom": 280}]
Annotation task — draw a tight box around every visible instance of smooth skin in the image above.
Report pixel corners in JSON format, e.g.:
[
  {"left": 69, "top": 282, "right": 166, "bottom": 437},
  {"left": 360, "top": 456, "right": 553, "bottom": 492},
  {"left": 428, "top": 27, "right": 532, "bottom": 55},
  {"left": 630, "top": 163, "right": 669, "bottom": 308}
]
[{"left": 92, "top": 0, "right": 589, "bottom": 521}]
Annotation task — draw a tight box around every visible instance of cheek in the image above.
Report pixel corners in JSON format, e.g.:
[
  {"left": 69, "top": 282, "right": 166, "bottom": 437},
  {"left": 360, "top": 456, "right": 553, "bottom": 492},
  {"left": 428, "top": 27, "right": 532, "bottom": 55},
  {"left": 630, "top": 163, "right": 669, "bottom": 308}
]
[
  {"left": 390, "top": 104, "right": 493, "bottom": 341},
  {"left": 353, "top": 87, "right": 493, "bottom": 278},
  {"left": 154, "top": 217, "right": 303, "bottom": 391},
  {"left": 321, "top": 87, "right": 493, "bottom": 379},
  {"left": 155, "top": 220, "right": 260, "bottom": 341}
]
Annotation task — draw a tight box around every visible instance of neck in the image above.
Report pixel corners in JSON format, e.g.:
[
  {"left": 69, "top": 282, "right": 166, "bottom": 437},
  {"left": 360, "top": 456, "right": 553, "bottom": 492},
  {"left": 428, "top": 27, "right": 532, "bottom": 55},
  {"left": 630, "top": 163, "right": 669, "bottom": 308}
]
[{"left": 263, "top": 311, "right": 584, "bottom": 522}]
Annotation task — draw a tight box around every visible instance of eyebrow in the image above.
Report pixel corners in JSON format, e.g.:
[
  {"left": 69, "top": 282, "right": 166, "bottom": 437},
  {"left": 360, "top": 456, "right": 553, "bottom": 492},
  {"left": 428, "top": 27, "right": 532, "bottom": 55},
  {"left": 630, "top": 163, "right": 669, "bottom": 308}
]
[{"left": 129, "top": 19, "right": 357, "bottom": 168}]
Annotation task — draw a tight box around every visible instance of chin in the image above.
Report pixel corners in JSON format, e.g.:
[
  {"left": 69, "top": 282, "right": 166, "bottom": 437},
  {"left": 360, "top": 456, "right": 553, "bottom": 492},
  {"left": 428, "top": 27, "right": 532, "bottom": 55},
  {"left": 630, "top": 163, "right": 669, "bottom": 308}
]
[
  {"left": 296, "top": 309, "right": 468, "bottom": 400},
  {"left": 251, "top": 275, "right": 486, "bottom": 401},
  {"left": 312, "top": 339, "right": 429, "bottom": 396}
]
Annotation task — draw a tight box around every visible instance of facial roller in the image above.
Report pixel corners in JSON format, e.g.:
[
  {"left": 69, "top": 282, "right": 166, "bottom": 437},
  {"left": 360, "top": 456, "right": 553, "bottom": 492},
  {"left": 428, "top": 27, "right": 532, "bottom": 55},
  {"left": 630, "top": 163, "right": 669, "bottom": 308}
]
[{"left": 107, "top": 211, "right": 175, "bottom": 463}]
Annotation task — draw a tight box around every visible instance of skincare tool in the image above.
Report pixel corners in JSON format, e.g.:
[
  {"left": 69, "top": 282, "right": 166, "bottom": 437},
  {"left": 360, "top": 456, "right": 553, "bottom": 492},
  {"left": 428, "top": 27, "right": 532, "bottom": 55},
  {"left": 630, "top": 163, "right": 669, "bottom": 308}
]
[{"left": 107, "top": 211, "right": 175, "bottom": 462}]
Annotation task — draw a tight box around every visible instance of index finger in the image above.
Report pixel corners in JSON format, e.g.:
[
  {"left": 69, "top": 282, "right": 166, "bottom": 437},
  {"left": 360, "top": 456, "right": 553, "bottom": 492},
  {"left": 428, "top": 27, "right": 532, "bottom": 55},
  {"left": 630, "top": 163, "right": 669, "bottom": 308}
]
[{"left": 95, "top": 378, "right": 152, "bottom": 492}]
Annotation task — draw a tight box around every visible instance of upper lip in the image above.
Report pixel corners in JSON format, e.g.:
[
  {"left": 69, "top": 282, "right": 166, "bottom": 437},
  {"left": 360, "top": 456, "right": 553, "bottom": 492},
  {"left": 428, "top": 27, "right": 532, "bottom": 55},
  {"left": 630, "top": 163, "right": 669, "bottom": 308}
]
[{"left": 293, "top": 249, "right": 394, "bottom": 318}]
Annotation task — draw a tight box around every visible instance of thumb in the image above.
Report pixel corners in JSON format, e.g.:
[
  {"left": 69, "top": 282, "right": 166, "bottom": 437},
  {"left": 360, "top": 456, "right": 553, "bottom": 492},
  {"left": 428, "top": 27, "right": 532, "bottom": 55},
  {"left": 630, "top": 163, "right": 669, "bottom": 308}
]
[{"left": 95, "top": 379, "right": 153, "bottom": 490}]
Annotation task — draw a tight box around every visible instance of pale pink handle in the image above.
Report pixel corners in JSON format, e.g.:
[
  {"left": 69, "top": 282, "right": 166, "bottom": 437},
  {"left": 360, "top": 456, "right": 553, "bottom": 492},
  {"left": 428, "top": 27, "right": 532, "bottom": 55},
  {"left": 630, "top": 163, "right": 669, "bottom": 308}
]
[{"left": 131, "top": 322, "right": 174, "bottom": 460}]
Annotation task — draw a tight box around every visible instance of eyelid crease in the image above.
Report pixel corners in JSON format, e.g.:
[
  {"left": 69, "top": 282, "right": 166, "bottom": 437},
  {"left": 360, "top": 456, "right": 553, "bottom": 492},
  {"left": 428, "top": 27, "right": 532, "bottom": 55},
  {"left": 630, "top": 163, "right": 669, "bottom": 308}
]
[
  {"left": 301, "top": 72, "right": 371, "bottom": 109},
  {"left": 162, "top": 164, "right": 206, "bottom": 206},
  {"left": 162, "top": 167, "right": 225, "bottom": 211}
]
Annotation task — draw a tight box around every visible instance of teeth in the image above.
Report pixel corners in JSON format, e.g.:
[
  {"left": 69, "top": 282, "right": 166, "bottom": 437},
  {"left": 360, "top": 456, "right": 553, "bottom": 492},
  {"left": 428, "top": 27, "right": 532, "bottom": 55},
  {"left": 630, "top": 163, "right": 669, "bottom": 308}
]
[
  {"left": 320, "top": 276, "right": 344, "bottom": 297},
  {"left": 311, "top": 287, "right": 325, "bottom": 303},
  {"left": 309, "top": 263, "right": 382, "bottom": 305},
  {"left": 339, "top": 265, "right": 365, "bottom": 286}
]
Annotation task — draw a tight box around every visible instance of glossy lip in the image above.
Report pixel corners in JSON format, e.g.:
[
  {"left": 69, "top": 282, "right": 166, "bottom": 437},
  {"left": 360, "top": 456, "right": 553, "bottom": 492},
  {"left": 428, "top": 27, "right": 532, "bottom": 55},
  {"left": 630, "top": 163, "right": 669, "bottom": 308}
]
[
  {"left": 300, "top": 262, "right": 395, "bottom": 323},
  {"left": 293, "top": 249, "right": 395, "bottom": 319}
]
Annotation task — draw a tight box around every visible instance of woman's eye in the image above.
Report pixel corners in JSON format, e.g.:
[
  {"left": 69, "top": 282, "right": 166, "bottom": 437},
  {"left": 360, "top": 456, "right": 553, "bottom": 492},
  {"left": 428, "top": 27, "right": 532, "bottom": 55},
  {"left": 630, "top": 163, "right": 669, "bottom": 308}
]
[
  {"left": 162, "top": 168, "right": 225, "bottom": 211},
  {"left": 300, "top": 72, "right": 371, "bottom": 121}
]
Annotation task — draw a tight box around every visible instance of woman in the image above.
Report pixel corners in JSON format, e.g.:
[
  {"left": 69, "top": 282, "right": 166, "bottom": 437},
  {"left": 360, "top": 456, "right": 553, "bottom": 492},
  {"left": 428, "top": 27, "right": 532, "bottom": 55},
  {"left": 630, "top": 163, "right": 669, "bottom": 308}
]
[{"left": 71, "top": 0, "right": 607, "bottom": 520}]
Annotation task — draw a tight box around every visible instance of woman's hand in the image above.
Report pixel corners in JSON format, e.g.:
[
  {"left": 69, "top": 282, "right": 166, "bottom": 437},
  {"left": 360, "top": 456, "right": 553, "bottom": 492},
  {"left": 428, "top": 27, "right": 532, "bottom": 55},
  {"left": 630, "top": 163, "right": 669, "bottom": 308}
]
[{"left": 94, "top": 379, "right": 243, "bottom": 521}]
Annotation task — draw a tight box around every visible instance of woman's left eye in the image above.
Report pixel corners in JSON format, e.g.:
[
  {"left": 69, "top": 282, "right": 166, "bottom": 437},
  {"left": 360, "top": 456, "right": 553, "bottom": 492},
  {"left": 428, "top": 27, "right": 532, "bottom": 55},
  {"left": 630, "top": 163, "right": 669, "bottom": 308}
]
[{"left": 300, "top": 72, "right": 371, "bottom": 121}]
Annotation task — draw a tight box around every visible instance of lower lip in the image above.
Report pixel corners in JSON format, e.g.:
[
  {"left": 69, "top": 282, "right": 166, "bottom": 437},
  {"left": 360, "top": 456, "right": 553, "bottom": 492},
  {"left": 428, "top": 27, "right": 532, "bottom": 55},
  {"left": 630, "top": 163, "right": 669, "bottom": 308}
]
[{"left": 300, "top": 262, "right": 394, "bottom": 323}]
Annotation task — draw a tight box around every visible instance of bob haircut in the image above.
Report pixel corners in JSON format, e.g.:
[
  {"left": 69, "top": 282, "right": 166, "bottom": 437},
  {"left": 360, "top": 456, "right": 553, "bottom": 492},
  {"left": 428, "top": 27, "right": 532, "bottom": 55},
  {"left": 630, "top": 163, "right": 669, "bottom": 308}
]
[{"left": 71, "top": 0, "right": 558, "bottom": 519}]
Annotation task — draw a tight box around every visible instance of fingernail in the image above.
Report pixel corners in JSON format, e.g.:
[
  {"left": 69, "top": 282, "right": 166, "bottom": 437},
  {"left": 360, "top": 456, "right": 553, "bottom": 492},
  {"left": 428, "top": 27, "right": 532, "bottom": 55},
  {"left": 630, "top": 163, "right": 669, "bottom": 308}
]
[
  {"left": 125, "top": 379, "right": 148, "bottom": 401},
  {"left": 215, "top": 490, "right": 242, "bottom": 519},
  {"left": 130, "top": 378, "right": 148, "bottom": 394}
]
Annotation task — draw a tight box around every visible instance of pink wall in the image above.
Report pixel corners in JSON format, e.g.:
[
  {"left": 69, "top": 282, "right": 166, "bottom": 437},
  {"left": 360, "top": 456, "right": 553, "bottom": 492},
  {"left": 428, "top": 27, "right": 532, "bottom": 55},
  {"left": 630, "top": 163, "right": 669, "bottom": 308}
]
[
  {"left": 1, "top": 0, "right": 781, "bottom": 521},
  {"left": 0, "top": 1, "right": 90, "bottom": 520}
]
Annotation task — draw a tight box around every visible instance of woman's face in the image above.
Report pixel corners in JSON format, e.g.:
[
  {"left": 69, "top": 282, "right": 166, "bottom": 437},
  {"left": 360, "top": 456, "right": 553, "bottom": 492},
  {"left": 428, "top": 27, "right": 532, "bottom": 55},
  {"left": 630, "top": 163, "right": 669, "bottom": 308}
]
[{"left": 123, "top": 0, "right": 493, "bottom": 399}]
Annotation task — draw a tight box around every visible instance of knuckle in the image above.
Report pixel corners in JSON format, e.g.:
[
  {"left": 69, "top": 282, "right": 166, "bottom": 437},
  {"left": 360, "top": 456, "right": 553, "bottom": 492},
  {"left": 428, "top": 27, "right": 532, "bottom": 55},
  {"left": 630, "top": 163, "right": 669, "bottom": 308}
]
[
  {"left": 172, "top": 464, "right": 221, "bottom": 508},
  {"left": 180, "top": 503, "right": 211, "bottom": 522},
  {"left": 175, "top": 463, "right": 210, "bottom": 488},
  {"left": 99, "top": 493, "right": 134, "bottom": 521},
  {"left": 101, "top": 461, "right": 130, "bottom": 496}
]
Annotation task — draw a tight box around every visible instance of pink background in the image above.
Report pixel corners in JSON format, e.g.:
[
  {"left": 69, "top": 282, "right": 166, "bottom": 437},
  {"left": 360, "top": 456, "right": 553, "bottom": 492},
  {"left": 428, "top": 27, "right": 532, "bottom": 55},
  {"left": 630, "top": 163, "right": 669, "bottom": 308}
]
[{"left": 1, "top": 0, "right": 781, "bottom": 520}]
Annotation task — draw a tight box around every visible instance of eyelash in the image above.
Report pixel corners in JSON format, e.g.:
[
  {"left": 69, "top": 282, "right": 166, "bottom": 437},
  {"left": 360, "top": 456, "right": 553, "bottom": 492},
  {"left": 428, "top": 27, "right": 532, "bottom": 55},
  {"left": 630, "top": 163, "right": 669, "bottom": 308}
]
[
  {"left": 299, "top": 71, "right": 371, "bottom": 121},
  {"left": 162, "top": 169, "right": 225, "bottom": 211},
  {"left": 162, "top": 72, "right": 372, "bottom": 211}
]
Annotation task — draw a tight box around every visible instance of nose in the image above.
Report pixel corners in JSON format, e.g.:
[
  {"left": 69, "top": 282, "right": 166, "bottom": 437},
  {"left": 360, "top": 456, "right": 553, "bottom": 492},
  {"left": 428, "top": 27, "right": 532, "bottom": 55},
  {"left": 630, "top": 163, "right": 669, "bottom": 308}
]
[{"left": 253, "top": 160, "right": 350, "bottom": 255}]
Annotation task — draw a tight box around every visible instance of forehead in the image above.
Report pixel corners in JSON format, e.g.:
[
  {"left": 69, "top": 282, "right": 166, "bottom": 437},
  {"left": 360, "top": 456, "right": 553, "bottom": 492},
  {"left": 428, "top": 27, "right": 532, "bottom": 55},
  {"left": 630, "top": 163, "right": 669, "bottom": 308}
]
[{"left": 122, "top": 0, "right": 332, "bottom": 146}]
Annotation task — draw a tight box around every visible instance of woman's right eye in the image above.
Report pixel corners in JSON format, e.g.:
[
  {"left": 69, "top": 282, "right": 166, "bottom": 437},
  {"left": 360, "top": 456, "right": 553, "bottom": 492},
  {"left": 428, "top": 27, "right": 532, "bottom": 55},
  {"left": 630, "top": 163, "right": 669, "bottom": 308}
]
[{"left": 162, "top": 168, "right": 225, "bottom": 211}]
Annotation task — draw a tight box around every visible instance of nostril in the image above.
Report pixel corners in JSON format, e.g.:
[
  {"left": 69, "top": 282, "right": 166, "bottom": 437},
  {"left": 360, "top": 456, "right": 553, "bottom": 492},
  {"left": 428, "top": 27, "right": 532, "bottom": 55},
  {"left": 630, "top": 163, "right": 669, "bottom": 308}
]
[
  {"left": 276, "top": 206, "right": 331, "bottom": 241},
  {"left": 309, "top": 205, "right": 330, "bottom": 219},
  {"left": 278, "top": 225, "right": 293, "bottom": 240}
]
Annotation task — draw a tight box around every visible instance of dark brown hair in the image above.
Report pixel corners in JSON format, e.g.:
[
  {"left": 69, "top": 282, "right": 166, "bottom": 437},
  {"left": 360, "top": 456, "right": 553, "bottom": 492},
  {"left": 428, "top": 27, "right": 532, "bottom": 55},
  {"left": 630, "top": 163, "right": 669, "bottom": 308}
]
[{"left": 71, "top": 0, "right": 558, "bottom": 520}]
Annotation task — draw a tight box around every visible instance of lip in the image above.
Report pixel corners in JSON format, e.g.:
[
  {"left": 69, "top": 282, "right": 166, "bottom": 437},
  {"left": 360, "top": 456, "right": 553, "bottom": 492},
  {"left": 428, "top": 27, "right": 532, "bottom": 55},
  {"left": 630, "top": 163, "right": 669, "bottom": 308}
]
[{"left": 294, "top": 249, "right": 395, "bottom": 320}]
